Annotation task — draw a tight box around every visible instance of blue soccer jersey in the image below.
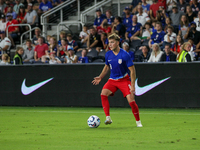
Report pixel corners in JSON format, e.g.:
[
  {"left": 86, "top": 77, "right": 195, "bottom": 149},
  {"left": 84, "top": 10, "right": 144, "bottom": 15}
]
[
  {"left": 126, "top": 22, "right": 142, "bottom": 38},
  {"left": 105, "top": 49, "right": 134, "bottom": 80},
  {"left": 94, "top": 14, "right": 106, "bottom": 27},
  {"left": 151, "top": 30, "right": 165, "bottom": 44},
  {"left": 122, "top": 15, "right": 133, "bottom": 28}
]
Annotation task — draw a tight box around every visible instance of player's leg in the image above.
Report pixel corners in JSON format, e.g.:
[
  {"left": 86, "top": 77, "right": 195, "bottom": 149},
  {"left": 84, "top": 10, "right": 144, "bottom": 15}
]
[
  {"left": 126, "top": 94, "right": 143, "bottom": 127},
  {"left": 101, "top": 80, "right": 118, "bottom": 125},
  {"left": 117, "top": 78, "right": 143, "bottom": 127}
]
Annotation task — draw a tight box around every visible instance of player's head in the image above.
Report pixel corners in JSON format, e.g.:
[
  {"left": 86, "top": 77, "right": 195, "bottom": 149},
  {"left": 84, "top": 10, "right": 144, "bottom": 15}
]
[{"left": 108, "top": 33, "right": 120, "bottom": 51}]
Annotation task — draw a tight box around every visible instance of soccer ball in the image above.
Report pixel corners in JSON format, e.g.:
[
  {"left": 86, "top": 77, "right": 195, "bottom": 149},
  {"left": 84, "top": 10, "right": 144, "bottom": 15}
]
[{"left": 87, "top": 115, "right": 100, "bottom": 128}]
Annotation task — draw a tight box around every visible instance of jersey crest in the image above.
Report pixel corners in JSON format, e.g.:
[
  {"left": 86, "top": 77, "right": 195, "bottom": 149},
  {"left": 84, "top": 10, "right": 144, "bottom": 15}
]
[{"left": 118, "top": 59, "right": 122, "bottom": 64}]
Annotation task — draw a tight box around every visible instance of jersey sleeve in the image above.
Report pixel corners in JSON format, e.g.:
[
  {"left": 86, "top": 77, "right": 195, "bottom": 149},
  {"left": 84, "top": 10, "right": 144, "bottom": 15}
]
[
  {"left": 124, "top": 52, "right": 134, "bottom": 67},
  {"left": 105, "top": 52, "right": 109, "bottom": 65}
]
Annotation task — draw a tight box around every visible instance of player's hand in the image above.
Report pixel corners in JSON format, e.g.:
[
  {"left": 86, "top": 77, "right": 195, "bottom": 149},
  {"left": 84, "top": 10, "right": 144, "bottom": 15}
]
[{"left": 92, "top": 76, "right": 101, "bottom": 85}]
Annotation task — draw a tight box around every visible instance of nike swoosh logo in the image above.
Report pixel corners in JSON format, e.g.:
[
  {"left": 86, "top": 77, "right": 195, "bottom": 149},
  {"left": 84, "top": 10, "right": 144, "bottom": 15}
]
[
  {"left": 135, "top": 77, "right": 170, "bottom": 96},
  {"left": 21, "top": 77, "right": 54, "bottom": 95}
]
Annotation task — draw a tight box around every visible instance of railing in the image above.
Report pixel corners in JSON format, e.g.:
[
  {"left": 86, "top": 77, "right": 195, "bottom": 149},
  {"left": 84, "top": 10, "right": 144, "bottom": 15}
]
[
  {"left": 40, "top": 0, "right": 77, "bottom": 37},
  {"left": 81, "top": 0, "right": 112, "bottom": 25},
  {"left": 6, "top": 24, "right": 32, "bottom": 44}
]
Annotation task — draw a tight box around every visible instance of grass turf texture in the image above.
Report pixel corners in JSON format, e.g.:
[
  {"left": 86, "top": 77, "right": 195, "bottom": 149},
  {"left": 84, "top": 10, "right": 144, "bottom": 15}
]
[{"left": 0, "top": 107, "right": 200, "bottom": 150}]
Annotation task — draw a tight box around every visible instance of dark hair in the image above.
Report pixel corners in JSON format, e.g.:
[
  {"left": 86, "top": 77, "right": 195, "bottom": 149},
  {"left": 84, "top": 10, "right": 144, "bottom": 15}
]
[
  {"left": 167, "top": 25, "right": 174, "bottom": 31},
  {"left": 165, "top": 44, "right": 171, "bottom": 48},
  {"left": 175, "top": 35, "right": 184, "bottom": 52},
  {"left": 115, "top": 16, "right": 122, "bottom": 23},
  {"left": 143, "top": 45, "right": 150, "bottom": 52},
  {"left": 188, "top": 37, "right": 194, "bottom": 42},
  {"left": 106, "top": 10, "right": 112, "bottom": 15},
  {"left": 180, "top": 14, "right": 189, "bottom": 27},
  {"left": 26, "top": 39, "right": 32, "bottom": 43},
  {"left": 18, "top": 6, "right": 26, "bottom": 18},
  {"left": 89, "top": 27, "right": 95, "bottom": 30},
  {"left": 102, "top": 32, "right": 107, "bottom": 37},
  {"left": 156, "top": 21, "right": 162, "bottom": 27}
]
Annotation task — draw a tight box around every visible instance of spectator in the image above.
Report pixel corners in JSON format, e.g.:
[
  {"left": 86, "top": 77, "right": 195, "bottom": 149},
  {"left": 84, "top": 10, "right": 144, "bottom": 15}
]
[
  {"left": 0, "top": 0, "right": 6, "bottom": 14},
  {"left": 122, "top": 6, "right": 133, "bottom": 29},
  {"left": 93, "top": 8, "right": 106, "bottom": 28},
  {"left": 66, "top": 34, "right": 78, "bottom": 51},
  {"left": 16, "top": 5, "right": 26, "bottom": 24},
  {"left": 170, "top": 5, "right": 184, "bottom": 26},
  {"left": 186, "top": 5, "right": 196, "bottom": 23},
  {"left": 171, "top": 35, "right": 184, "bottom": 55},
  {"left": 111, "top": 16, "right": 126, "bottom": 38},
  {"left": 138, "top": 45, "right": 150, "bottom": 62},
  {"left": 42, "top": 36, "right": 58, "bottom": 62},
  {"left": 156, "top": 7, "right": 169, "bottom": 27},
  {"left": 34, "top": 36, "right": 48, "bottom": 62},
  {"left": 150, "top": 0, "right": 165, "bottom": 21},
  {"left": 177, "top": 0, "right": 188, "bottom": 13},
  {"left": 6, "top": 6, "right": 17, "bottom": 19},
  {"left": 13, "top": 0, "right": 24, "bottom": 14},
  {"left": 49, "top": 52, "right": 61, "bottom": 64},
  {"left": 79, "top": 25, "right": 89, "bottom": 44},
  {"left": 141, "top": 0, "right": 151, "bottom": 15},
  {"left": 148, "top": 43, "right": 164, "bottom": 62},
  {"left": 6, "top": 13, "right": 19, "bottom": 47},
  {"left": 0, "top": 53, "right": 10, "bottom": 65},
  {"left": 105, "top": 10, "right": 114, "bottom": 26},
  {"left": 22, "top": 3, "right": 38, "bottom": 29},
  {"left": 188, "top": 38, "right": 197, "bottom": 60},
  {"left": 97, "top": 22, "right": 111, "bottom": 35},
  {"left": 0, "top": 14, "right": 6, "bottom": 33},
  {"left": 149, "top": 22, "right": 166, "bottom": 48},
  {"left": 48, "top": 36, "right": 59, "bottom": 56},
  {"left": 38, "top": 0, "right": 52, "bottom": 14},
  {"left": 13, "top": 47, "right": 24, "bottom": 65},
  {"left": 22, "top": 39, "right": 35, "bottom": 62},
  {"left": 130, "top": 0, "right": 142, "bottom": 14},
  {"left": 191, "top": 0, "right": 200, "bottom": 15},
  {"left": 46, "top": 35, "right": 51, "bottom": 46},
  {"left": 167, "top": 0, "right": 177, "bottom": 12},
  {"left": 122, "top": 42, "right": 134, "bottom": 61},
  {"left": 178, "top": 14, "right": 190, "bottom": 39},
  {"left": 164, "top": 17, "right": 172, "bottom": 32},
  {"left": 0, "top": 32, "right": 11, "bottom": 55},
  {"left": 32, "top": 27, "right": 45, "bottom": 46},
  {"left": 78, "top": 49, "right": 89, "bottom": 63},
  {"left": 97, "top": 32, "right": 108, "bottom": 52},
  {"left": 52, "top": 0, "right": 63, "bottom": 7},
  {"left": 160, "top": 44, "right": 177, "bottom": 61},
  {"left": 125, "top": 15, "right": 142, "bottom": 41},
  {"left": 177, "top": 42, "right": 192, "bottom": 62},
  {"left": 185, "top": 24, "right": 200, "bottom": 45},
  {"left": 141, "top": 22, "right": 152, "bottom": 40},
  {"left": 163, "top": 25, "right": 176, "bottom": 48},
  {"left": 194, "top": 40, "right": 200, "bottom": 59},
  {"left": 4, "top": 0, "right": 13, "bottom": 14},
  {"left": 194, "top": 11, "right": 200, "bottom": 31},
  {"left": 64, "top": 47, "right": 78, "bottom": 64},
  {"left": 58, "top": 31, "right": 66, "bottom": 46},
  {"left": 85, "top": 27, "right": 102, "bottom": 51},
  {"left": 38, "top": 0, "right": 52, "bottom": 29},
  {"left": 136, "top": 4, "right": 150, "bottom": 26},
  {"left": 59, "top": 38, "right": 67, "bottom": 58}
]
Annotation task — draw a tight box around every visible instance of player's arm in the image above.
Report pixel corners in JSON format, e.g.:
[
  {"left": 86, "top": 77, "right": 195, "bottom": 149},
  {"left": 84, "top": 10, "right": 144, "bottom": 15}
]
[
  {"left": 128, "top": 65, "right": 136, "bottom": 93},
  {"left": 92, "top": 64, "right": 110, "bottom": 85}
]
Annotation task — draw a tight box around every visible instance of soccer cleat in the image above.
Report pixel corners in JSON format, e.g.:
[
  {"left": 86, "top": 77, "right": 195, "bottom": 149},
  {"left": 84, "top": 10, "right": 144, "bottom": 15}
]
[
  {"left": 104, "top": 116, "right": 112, "bottom": 125},
  {"left": 136, "top": 120, "right": 143, "bottom": 127}
]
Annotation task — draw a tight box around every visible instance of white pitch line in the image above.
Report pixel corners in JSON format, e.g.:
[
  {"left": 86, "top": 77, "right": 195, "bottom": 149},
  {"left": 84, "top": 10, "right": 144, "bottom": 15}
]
[{"left": 0, "top": 110, "right": 200, "bottom": 115}]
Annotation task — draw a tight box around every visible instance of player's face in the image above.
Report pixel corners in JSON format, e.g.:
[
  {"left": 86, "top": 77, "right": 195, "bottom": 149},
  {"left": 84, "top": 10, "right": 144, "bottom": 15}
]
[{"left": 109, "top": 39, "right": 119, "bottom": 51}]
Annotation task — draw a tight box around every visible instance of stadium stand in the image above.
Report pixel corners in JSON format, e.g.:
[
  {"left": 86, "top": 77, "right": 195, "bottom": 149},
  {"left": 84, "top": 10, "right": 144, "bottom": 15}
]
[{"left": 0, "top": 0, "right": 199, "bottom": 65}]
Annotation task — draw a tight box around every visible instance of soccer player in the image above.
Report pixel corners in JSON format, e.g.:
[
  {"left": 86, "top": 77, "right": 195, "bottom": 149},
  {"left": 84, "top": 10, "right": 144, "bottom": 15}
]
[{"left": 92, "top": 33, "right": 143, "bottom": 127}]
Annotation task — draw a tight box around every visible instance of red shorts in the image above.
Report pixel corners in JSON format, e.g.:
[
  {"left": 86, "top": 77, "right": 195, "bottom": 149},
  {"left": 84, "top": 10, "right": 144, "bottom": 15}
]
[{"left": 103, "top": 75, "right": 131, "bottom": 97}]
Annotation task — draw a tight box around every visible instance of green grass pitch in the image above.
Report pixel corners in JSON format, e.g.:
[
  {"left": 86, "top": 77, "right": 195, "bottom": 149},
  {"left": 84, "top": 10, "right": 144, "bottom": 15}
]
[{"left": 0, "top": 107, "right": 200, "bottom": 150}]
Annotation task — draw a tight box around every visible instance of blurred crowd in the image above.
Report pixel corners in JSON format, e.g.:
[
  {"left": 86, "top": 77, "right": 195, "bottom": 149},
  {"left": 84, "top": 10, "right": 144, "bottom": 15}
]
[{"left": 0, "top": 0, "right": 200, "bottom": 65}]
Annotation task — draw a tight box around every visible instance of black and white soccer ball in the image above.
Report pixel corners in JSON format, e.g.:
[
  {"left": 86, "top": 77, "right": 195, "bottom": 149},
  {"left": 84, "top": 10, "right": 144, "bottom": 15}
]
[{"left": 87, "top": 115, "right": 100, "bottom": 128}]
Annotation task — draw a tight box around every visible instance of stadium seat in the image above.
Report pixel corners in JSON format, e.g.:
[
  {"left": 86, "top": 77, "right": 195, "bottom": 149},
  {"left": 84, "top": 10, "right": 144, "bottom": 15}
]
[
  {"left": 76, "top": 50, "right": 82, "bottom": 58},
  {"left": 91, "top": 59, "right": 104, "bottom": 63},
  {"left": 98, "top": 50, "right": 106, "bottom": 61},
  {"left": 87, "top": 49, "right": 98, "bottom": 62},
  {"left": 134, "top": 49, "right": 142, "bottom": 62},
  {"left": 142, "top": 39, "right": 150, "bottom": 46},
  {"left": 130, "top": 40, "right": 141, "bottom": 49}
]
